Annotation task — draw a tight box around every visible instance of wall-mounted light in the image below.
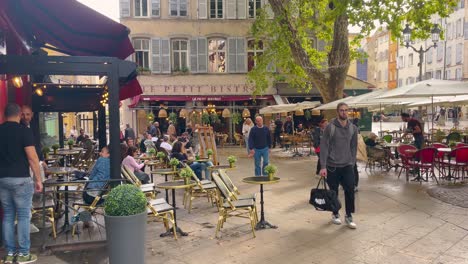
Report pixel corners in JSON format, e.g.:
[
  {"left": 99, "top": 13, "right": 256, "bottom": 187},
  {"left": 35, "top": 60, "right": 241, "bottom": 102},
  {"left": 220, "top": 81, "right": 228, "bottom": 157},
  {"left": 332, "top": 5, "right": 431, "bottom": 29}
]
[
  {"left": 35, "top": 88, "right": 43, "bottom": 96},
  {"left": 12, "top": 76, "right": 23, "bottom": 88}
]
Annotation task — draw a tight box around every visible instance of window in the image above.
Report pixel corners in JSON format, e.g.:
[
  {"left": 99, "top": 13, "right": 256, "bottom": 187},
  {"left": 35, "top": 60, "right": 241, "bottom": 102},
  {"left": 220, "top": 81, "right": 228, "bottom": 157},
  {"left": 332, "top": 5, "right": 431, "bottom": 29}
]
[
  {"left": 210, "top": 0, "right": 223, "bottom": 18},
  {"left": 133, "top": 38, "right": 150, "bottom": 69},
  {"left": 151, "top": 38, "right": 170, "bottom": 73},
  {"left": 120, "top": 0, "right": 131, "bottom": 17},
  {"left": 172, "top": 40, "right": 188, "bottom": 71},
  {"left": 408, "top": 53, "right": 414, "bottom": 66},
  {"left": 447, "top": 23, "right": 452, "bottom": 40},
  {"left": 446, "top": 46, "right": 452, "bottom": 66},
  {"left": 426, "top": 71, "right": 433, "bottom": 79},
  {"left": 455, "top": 68, "right": 462, "bottom": 80},
  {"left": 398, "top": 78, "right": 403, "bottom": 87},
  {"left": 398, "top": 56, "right": 405, "bottom": 68},
  {"left": 456, "top": 43, "right": 463, "bottom": 64},
  {"left": 247, "top": 39, "right": 263, "bottom": 71},
  {"left": 426, "top": 48, "right": 433, "bottom": 64},
  {"left": 190, "top": 38, "right": 208, "bottom": 73},
  {"left": 248, "top": 0, "right": 261, "bottom": 18},
  {"left": 456, "top": 19, "right": 462, "bottom": 37},
  {"left": 135, "top": 0, "right": 160, "bottom": 17},
  {"left": 435, "top": 70, "right": 442, "bottom": 79},
  {"left": 446, "top": 70, "right": 451, "bottom": 80},
  {"left": 170, "top": 0, "right": 187, "bottom": 16},
  {"left": 436, "top": 45, "right": 443, "bottom": 61},
  {"left": 208, "top": 38, "right": 226, "bottom": 73}
]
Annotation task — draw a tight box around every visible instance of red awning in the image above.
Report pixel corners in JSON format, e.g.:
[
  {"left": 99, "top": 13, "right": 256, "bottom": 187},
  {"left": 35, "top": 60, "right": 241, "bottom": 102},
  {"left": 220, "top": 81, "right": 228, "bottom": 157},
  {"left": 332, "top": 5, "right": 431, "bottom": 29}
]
[
  {"left": 0, "top": 0, "right": 142, "bottom": 101},
  {"left": 0, "top": 0, "right": 134, "bottom": 59},
  {"left": 140, "top": 95, "right": 272, "bottom": 102}
]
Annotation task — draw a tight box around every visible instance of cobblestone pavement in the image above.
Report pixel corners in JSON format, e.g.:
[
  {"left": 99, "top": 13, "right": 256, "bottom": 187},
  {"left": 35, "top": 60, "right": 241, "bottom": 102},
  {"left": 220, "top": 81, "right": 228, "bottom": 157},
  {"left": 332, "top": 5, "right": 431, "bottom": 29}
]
[
  {"left": 427, "top": 185, "right": 468, "bottom": 208},
  {"left": 24, "top": 145, "right": 468, "bottom": 264}
]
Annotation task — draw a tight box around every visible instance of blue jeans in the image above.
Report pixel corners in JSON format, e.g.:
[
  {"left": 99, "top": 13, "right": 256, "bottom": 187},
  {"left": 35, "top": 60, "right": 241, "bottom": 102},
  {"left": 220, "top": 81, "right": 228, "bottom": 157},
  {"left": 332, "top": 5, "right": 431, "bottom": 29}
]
[
  {"left": 0, "top": 177, "right": 34, "bottom": 255},
  {"left": 190, "top": 163, "right": 203, "bottom": 180},
  {"left": 191, "top": 161, "right": 214, "bottom": 180},
  {"left": 254, "top": 147, "right": 269, "bottom": 176}
]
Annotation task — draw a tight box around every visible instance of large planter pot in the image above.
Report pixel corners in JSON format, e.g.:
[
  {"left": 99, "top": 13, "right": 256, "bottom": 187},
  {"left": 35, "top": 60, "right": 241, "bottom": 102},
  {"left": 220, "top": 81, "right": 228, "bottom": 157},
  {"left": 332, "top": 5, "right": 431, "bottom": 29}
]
[{"left": 105, "top": 212, "right": 147, "bottom": 264}]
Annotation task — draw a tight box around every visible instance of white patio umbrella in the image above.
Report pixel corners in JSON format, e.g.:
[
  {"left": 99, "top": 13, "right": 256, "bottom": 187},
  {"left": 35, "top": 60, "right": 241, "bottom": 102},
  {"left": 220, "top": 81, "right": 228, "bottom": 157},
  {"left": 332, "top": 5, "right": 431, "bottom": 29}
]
[
  {"left": 259, "top": 101, "right": 321, "bottom": 114},
  {"left": 379, "top": 79, "right": 468, "bottom": 133}
]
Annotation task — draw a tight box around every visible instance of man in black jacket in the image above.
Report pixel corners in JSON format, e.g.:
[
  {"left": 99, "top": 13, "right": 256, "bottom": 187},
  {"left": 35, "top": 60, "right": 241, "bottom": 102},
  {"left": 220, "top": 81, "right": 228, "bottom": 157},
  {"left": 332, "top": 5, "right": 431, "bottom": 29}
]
[{"left": 248, "top": 116, "right": 272, "bottom": 176}]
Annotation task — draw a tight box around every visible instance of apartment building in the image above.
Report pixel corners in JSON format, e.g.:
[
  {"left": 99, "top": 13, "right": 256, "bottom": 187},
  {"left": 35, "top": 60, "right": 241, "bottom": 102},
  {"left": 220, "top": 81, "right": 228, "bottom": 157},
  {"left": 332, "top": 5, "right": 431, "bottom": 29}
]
[{"left": 365, "top": 29, "right": 391, "bottom": 88}]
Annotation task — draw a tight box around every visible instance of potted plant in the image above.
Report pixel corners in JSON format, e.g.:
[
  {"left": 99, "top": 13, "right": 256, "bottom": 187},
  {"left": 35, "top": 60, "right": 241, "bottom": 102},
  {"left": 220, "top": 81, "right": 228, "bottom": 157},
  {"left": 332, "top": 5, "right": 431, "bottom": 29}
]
[
  {"left": 42, "top": 146, "right": 50, "bottom": 160},
  {"left": 227, "top": 155, "right": 237, "bottom": 168},
  {"left": 104, "top": 184, "right": 147, "bottom": 264},
  {"left": 52, "top": 144, "right": 60, "bottom": 155},
  {"left": 232, "top": 112, "right": 242, "bottom": 125},
  {"left": 147, "top": 148, "right": 156, "bottom": 158},
  {"left": 169, "top": 158, "right": 180, "bottom": 172},
  {"left": 201, "top": 113, "right": 211, "bottom": 125},
  {"left": 67, "top": 139, "right": 74, "bottom": 150},
  {"left": 179, "top": 167, "right": 193, "bottom": 185},
  {"left": 168, "top": 112, "right": 178, "bottom": 124},
  {"left": 264, "top": 164, "right": 277, "bottom": 180},
  {"left": 206, "top": 149, "right": 213, "bottom": 159},
  {"left": 156, "top": 151, "right": 166, "bottom": 162}
]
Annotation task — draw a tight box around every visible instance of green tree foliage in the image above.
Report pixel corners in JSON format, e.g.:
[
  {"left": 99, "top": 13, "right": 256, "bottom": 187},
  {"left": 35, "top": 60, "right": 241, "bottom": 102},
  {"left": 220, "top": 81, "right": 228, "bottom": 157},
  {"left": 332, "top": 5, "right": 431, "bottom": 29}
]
[{"left": 248, "top": 0, "right": 457, "bottom": 103}]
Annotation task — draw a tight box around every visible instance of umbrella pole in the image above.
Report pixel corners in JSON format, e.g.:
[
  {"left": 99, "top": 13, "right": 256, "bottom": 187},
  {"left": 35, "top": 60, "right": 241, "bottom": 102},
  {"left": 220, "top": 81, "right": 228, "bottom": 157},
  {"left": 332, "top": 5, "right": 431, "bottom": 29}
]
[
  {"left": 379, "top": 103, "right": 382, "bottom": 134},
  {"left": 431, "top": 96, "right": 434, "bottom": 141}
]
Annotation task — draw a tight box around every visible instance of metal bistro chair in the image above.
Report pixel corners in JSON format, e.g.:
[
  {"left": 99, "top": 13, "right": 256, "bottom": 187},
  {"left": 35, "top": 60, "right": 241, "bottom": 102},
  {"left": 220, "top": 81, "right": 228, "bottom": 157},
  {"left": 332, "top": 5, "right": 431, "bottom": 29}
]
[
  {"left": 211, "top": 172, "right": 257, "bottom": 238},
  {"left": 396, "top": 144, "right": 417, "bottom": 180},
  {"left": 181, "top": 164, "right": 218, "bottom": 213},
  {"left": 147, "top": 198, "right": 177, "bottom": 240},
  {"left": 441, "top": 146, "right": 468, "bottom": 182},
  {"left": 121, "top": 165, "right": 158, "bottom": 199},
  {"left": 218, "top": 169, "right": 256, "bottom": 202},
  {"left": 408, "top": 147, "right": 438, "bottom": 184}
]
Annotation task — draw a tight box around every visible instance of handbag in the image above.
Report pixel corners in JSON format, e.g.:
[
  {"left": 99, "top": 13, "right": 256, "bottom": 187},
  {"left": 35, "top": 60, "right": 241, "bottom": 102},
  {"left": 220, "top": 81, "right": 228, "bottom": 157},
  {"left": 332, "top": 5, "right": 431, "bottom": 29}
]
[{"left": 309, "top": 177, "right": 342, "bottom": 212}]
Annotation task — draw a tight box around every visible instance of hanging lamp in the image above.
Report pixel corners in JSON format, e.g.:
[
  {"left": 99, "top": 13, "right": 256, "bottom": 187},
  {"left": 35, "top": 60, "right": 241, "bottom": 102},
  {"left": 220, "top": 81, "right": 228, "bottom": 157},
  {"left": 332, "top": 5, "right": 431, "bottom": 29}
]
[
  {"left": 158, "top": 109, "right": 168, "bottom": 118},
  {"left": 222, "top": 108, "right": 231, "bottom": 118},
  {"left": 242, "top": 108, "right": 250, "bottom": 118}
]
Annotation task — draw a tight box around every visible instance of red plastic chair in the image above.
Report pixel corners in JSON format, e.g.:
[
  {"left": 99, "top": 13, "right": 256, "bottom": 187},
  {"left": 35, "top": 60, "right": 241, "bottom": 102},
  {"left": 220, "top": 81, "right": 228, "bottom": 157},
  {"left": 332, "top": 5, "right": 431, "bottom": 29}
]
[
  {"left": 397, "top": 144, "right": 417, "bottom": 180},
  {"left": 443, "top": 147, "right": 468, "bottom": 182},
  {"left": 455, "top": 143, "right": 468, "bottom": 148},
  {"left": 409, "top": 147, "right": 438, "bottom": 184},
  {"left": 431, "top": 143, "right": 449, "bottom": 177}
]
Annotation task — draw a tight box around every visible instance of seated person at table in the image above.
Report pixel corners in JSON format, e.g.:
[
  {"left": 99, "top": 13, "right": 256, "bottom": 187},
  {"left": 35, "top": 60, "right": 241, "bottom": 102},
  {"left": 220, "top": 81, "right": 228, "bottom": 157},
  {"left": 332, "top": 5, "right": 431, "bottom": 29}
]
[
  {"left": 83, "top": 146, "right": 110, "bottom": 205},
  {"left": 170, "top": 141, "right": 211, "bottom": 180},
  {"left": 144, "top": 133, "right": 156, "bottom": 153},
  {"left": 365, "top": 133, "right": 378, "bottom": 147},
  {"left": 160, "top": 135, "right": 173, "bottom": 152},
  {"left": 122, "top": 146, "right": 150, "bottom": 184}
]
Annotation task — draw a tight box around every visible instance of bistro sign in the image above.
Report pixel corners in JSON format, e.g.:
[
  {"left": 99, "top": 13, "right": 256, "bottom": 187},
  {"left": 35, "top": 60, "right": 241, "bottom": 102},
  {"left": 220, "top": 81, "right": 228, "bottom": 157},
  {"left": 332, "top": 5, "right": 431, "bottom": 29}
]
[{"left": 143, "top": 84, "right": 255, "bottom": 95}]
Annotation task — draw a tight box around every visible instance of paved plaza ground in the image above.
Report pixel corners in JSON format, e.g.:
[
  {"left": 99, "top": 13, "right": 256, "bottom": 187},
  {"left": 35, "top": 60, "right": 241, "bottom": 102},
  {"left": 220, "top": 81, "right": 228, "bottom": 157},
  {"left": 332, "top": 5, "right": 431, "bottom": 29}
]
[{"left": 29, "top": 127, "right": 468, "bottom": 264}]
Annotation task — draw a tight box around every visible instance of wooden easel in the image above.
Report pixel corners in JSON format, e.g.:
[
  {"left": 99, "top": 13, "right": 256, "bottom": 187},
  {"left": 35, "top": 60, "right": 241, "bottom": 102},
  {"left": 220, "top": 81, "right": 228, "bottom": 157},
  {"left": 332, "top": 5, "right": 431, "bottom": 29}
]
[{"left": 198, "top": 126, "right": 218, "bottom": 165}]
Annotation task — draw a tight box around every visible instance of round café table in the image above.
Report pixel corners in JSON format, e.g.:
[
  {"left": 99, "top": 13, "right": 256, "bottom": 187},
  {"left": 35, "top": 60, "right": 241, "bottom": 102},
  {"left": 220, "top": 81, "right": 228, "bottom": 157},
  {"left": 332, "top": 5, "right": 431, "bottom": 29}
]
[
  {"left": 151, "top": 168, "right": 179, "bottom": 200},
  {"left": 207, "top": 165, "right": 236, "bottom": 172},
  {"left": 156, "top": 180, "right": 195, "bottom": 237},
  {"left": 45, "top": 167, "right": 76, "bottom": 178},
  {"left": 242, "top": 176, "right": 280, "bottom": 230}
]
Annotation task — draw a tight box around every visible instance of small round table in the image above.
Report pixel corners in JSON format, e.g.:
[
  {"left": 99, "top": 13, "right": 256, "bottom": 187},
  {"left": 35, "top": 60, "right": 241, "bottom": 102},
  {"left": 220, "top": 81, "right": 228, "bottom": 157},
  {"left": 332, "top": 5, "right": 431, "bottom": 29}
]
[
  {"left": 242, "top": 176, "right": 280, "bottom": 230},
  {"left": 151, "top": 168, "right": 179, "bottom": 200},
  {"left": 45, "top": 167, "right": 76, "bottom": 179},
  {"left": 207, "top": 165, "right": 235, "bottom": 172},
  {"left": 156, "top": 180, "right": 196, "bottom": 237}
]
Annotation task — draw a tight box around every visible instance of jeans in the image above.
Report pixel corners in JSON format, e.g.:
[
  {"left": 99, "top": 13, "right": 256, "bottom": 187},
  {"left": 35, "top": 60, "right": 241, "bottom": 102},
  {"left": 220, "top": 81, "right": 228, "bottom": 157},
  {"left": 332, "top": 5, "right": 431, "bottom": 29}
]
[
  {"left": 254, "top": 147, "right": 269, "bottom": 176},
  {"left": 190, "top": 163, "right": 203, "bottom": 180},
  {"left": 326, "top": 165, "right": 355, "bottom": 217},
  {"left": 414, "top": 134, "right": 424, "bottom": 149},
  {"left": 0, "top": 177, "right": 34, "bottom": 255},
  {"left": 244, "top": 135, "right": 250, "bottom": 155}
]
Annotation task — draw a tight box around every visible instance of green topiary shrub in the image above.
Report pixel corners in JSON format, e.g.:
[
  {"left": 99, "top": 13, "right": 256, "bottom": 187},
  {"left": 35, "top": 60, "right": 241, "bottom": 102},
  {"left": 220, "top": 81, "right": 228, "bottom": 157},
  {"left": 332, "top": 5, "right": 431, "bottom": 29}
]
[{"left": 104, "top": 184, "right": 147, "bottom": 217}]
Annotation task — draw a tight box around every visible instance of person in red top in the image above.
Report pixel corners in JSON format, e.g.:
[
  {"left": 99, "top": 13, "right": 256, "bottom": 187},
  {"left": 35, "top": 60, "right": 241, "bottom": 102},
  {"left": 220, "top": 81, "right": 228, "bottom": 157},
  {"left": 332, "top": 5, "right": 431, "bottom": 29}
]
[{"left": 401, "top": 113, "right": 424, "bottom": 149}]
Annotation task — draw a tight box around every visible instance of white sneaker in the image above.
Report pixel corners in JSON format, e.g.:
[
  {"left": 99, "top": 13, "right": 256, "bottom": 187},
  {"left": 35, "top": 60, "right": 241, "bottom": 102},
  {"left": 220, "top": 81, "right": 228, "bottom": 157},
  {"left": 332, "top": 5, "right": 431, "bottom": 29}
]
[
  {"left": 345, "top": 216, "right": 357, "bottom": 229},
  {"left": 331, "top": 214, "right": 342, "bottom": 225},
  {"left": 30, "top": 223, "right": 39, "bottom": 233}
]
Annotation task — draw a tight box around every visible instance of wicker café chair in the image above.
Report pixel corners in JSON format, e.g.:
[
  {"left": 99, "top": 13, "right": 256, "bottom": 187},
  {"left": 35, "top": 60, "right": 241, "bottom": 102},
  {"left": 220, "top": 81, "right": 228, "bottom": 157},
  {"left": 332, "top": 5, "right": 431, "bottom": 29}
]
[
  {"left": 211, "top": 172, "right": 257, "bottom": 238},
  {"left": 121, "top": 165, "right": 158, "bottom": 199},
  {"left": 181, "top": 164, "right": 217, "bottom": 213}
]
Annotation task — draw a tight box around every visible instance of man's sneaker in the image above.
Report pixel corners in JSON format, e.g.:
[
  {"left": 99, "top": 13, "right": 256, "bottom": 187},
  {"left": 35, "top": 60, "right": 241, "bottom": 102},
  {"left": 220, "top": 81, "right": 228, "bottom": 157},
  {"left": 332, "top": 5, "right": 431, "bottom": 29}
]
[
  {"left": 345, "top": 216, "right": 357, "bottom": 229},
  {"left": 30, "top": 223, "right": 40, "bottom": 233},
  {"left": 2, "top": 253, "right": 16, "bottom": 264},
  {"left": 16, "top": 253, "right": 37, "bottom": 264},
  {"left": 331, "top": 214, "right": 342, "bottom": 225}
]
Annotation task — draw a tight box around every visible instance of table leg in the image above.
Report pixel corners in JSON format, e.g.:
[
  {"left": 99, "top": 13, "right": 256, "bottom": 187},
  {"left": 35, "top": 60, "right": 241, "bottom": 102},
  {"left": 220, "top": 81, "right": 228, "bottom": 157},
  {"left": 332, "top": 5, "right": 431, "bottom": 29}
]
[
  {"left": 164, "top": 175, "right": 169, "bottom": 202},
  {"left": 57, "top": 185, "right": 72, "bottom": 234},
  {"left": 160, "top": 189, "right": 188, "bottom": 237},
  {"left": 255, "top": 184, "right": 277, "bottom": 230}
]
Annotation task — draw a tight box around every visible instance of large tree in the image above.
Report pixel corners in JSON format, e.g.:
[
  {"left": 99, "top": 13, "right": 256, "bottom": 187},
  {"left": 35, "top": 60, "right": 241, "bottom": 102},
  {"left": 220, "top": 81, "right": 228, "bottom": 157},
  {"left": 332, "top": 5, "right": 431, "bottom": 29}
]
[{"left": 248, "top": 0, "right": 457, "bottom": 103}]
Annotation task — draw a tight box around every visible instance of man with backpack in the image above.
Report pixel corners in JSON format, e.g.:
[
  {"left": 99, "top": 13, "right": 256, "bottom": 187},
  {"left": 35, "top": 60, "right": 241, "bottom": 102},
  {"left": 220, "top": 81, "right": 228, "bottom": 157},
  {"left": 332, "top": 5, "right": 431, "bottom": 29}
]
[{"left": 319, "top": 102, "right": 358, "bottom": 229}]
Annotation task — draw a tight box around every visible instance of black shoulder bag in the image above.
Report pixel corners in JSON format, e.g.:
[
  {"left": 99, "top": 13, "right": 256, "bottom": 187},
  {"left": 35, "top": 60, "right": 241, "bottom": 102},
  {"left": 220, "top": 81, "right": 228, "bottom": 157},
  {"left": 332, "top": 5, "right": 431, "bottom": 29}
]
[{"left": 309, "top": 177, "right": 341, "bottom": 212}]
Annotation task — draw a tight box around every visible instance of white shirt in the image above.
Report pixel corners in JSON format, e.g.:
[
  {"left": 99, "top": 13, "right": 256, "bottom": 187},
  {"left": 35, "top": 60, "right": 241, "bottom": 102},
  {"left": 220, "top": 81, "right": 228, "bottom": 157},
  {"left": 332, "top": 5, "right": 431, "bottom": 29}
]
[{"left": 160, "top": 142, "right": 173, "bottom": 152}]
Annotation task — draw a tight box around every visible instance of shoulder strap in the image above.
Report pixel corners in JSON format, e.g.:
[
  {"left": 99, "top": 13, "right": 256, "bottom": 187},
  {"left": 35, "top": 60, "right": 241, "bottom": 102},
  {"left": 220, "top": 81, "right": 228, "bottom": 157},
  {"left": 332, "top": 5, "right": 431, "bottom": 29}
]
[{"left": 328, "top": 123, "right": 335, "bottom": 148}]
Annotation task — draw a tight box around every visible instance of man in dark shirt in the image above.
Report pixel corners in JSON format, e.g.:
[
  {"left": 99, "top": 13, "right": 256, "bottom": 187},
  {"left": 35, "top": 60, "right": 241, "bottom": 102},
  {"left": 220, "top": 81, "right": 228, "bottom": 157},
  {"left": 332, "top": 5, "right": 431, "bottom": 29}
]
[
  {"left": 273, "top": 116, "right": 283, "bottom": 148},
  {"left": 0, "top": 103, "right": 42, "bottom": 263},
  {"left": 124, "top": 124, "right": 135, "bottom": 141},
  {"left": 248, "top": 116, "right": 272, "bottom": 176},
  {"left": 401, "top": 113, "right": 424, "bottom": 149},
  {"left": 76, "top": 129, "right": 86, "bottom": 144},
  {"left": 283, "top": 116, "right": 293, "bottom": 134}
]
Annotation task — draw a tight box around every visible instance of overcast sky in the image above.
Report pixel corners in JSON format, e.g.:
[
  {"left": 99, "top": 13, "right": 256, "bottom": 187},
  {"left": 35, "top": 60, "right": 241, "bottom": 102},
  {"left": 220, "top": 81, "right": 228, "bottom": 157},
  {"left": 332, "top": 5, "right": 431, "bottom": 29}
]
[{"left": 77, "top": 0, "right": 119, "bottom": 21}]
